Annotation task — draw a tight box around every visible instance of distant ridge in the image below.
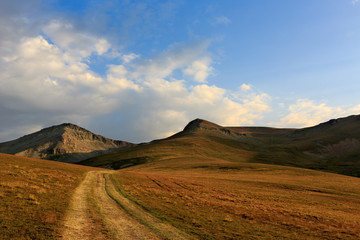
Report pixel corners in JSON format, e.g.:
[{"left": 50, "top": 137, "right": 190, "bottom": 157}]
[
  {"left": 0, "top": 123, "right": 135, "bottom": 163},
  {"left": 81, "top": 114, "right": 360, "bottom": 177}
]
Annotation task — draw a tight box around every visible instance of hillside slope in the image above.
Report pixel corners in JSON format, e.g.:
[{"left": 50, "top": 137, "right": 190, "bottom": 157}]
[
  {"left": 114, "top": 162, "right": 360, "bottom": 239},
  {"left": 0, "top": 123, "right": 135, "bottom": 163},
  {"left": 81, "top": 115, "right": 360, "bottom": 177},
  {"left": 0, "top": 153, "right": 94, "bottom": 239}
]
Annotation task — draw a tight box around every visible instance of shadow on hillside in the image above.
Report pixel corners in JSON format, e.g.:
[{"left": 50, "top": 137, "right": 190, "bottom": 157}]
[{"left": 47, "top": 148, "right": 127, "bottom": 164}]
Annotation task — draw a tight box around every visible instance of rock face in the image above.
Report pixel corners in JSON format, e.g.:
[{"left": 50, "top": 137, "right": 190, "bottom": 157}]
[{"left": 0, "top": 123, "right": 135, "bottom": 163}]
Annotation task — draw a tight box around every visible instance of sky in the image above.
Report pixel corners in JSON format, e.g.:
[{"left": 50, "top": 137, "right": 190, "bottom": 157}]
[{"left": 0, "top": 0, "right": 360, "bottom": 143}]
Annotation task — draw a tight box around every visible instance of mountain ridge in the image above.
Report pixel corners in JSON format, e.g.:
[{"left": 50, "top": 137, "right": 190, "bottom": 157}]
[
  {"left": 80, "top": 114, "right": 360, "bottom": 177},
  {"left": 0, "top": 123, "right": 135, "bottom": 163}
]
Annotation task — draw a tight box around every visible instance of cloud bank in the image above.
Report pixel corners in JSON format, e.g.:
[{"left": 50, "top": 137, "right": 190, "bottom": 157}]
[
  {"left": 0, "top": 15, "right": 271, "bottom": 142},
  {"left": 0, "top": 1, "right": 359, "bottom": 143},
  {"left": 273, "top": 99, "right": 359, "bottom": 128}
]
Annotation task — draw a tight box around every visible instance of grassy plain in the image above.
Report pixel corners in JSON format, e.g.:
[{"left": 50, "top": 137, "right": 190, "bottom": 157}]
[
  {"left": 0, "top": 153, "right": 94, "bottom": 239},
  {"left": 114, "top": 162, "right": 360, "bottom": 239}
]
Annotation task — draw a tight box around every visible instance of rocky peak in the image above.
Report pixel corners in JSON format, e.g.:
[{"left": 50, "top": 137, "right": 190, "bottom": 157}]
[
  {"left": 0, "top": 123, "right": 135, "bottom": 163},
  {"left": 183, "top": 118, "right": 243, "bottom": 137},
  {"left": 183, "top": 119, "right": 222, "bottom": 132}
]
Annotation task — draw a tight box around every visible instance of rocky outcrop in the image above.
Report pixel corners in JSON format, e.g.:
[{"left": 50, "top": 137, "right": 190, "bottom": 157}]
[{"left": 0, "top": 123, "right": 135, "bottom": 163}]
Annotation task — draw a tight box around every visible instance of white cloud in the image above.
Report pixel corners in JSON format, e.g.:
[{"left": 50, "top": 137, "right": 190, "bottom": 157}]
[
  {"left": 122, "top": 53, "right": 140, "bottom": 63},
  {"left": 0, "top": 33, "right": 112, "bottom": 122},
  {"left": 240, "top": 83, "right": 251, "bottom": 91},
  {"left": 3, "top": 16, "right": 358, "bottom": 143},
  {"left": 43, "top": 20, "right": 110, "bottom": 59},
  {"left": 349, "top": 104, "right": 360, "bottom": 113},
  {"left": 104, "top": 65, "right": 141, "bottom": 93},
  {"left": 183, "top": 57, "right": 213, "bottom": 83},
  {"left": 131, "top": 42, "right": 210, "bottom": 80},
  {"left": 189, "top": 84, "right": 225, "bottom": 103},
  {"left": 0, "top": 18, "right": 271, "bottom": 142},
  {"left": 273, "top": 99, "right": 346, "bottom": 128},
  {"left": 95, "top": 39, "right": 111, "bottom": 55},
  {"left": 97, "top": 81, "right": 272, "bottom": 142},
  {"left": 352, "top": 0, "right": 359, "bottom": 5}
]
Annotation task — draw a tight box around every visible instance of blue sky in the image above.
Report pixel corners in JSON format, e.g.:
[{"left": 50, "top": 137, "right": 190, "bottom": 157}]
[{"left": 0, "top": 0, "right": 359, "bottom": 142}]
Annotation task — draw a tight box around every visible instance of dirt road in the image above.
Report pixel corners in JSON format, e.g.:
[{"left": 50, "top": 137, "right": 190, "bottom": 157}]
[{"left": 60, "top": 171, "right": 192, "bottom": 240}]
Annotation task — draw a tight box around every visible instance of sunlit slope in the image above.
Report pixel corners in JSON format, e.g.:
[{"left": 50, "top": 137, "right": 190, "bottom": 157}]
[
  {"left": 114, "top": 162, "right": 360, "bottom": 239},
  {"left": 80, "top": 124, "right": 257, "bottom": 169},
  {"left": 0, "top": 153, "right": 94, "bottom": 239},
  {"left": 80, "top": 118, "right": 281, "bottom": 169},
  {"left": 81, "top": 115, "right": 360, "bottom": 176}
]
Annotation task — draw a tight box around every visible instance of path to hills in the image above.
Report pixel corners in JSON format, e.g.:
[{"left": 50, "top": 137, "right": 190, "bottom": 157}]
[{"left": 60, "top": 171, "right": 192, "bottom": 240}]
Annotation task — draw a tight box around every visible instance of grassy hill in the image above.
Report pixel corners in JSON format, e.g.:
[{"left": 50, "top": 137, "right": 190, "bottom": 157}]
[
  {"left": 80, "top": 115, "right": 360, "bottom": 177},
  {"left": 79, "top": 116, "right": 360, "bottom": 238},
  {"left": 0, "top": 153, "right": 94, "bottom": 239}
]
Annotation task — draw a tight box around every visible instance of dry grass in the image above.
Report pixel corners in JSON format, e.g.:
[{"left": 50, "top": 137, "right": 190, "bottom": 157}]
[
  {"left": 0, "top": 153, "right": 94, "bottom": 239},
  {"left": 114, "top": 162, "right": 360, "bottom": 239}
]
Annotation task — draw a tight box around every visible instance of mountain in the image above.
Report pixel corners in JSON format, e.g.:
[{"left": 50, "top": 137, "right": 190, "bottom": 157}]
[
  {"left": 80, "top": 115, "right": 360, "bottom": 177},
  {"left": 3, "top": 118, "right": 360, "bottom": 239},
  {"left": 0, "top": 123, "right": 135, "bottom": 163}
]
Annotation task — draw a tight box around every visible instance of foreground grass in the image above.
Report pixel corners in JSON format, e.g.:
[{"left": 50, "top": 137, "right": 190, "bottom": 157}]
[
  {"left": 0, "top": 153, "right": 93, "bottom": 239},
  {"left": 114, "top": 162, "right": 360, "bottom": 239}
]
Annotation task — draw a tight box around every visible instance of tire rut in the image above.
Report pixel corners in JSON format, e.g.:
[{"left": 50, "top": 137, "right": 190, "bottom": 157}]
[
  {"left": 105, "top": 173, "right": 194, "bottom": 240},
  {"left": 61, "top": 171, "right": 107, "bottom": 240},
  {"left": 61, "top": 171, "right": 192, "bottom": 240}
]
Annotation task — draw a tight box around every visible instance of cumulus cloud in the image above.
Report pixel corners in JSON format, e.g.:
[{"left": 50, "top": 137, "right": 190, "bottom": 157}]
[
  {"left": 2, "top": 7, "right": 358, "bottom": 144},
  {"left": 43, "top": 20, "right": 111, "bottom": 59},
  {"left": 131, "top": 42, "right": 210, "bottom": 81},
  {"left": 90, "top": 80, "right": 272, "bottom": 142},
  {"left": 103, "top": 65, "right": 141, "bottom": 93},
  {"left": 183, "top": 57, "right": 213, "bottom": 83},
  {"left": 0, "top": 3, "right": 273, "bottom": 143},
  {"left": 273, "top": 99, "right": 346, "bottom": 128},
  {"left": 0, "top": 17, "right": 272, "bottom": 143},
  {"left": 0, "top": 17, "right": 116, "bottom": 140}
]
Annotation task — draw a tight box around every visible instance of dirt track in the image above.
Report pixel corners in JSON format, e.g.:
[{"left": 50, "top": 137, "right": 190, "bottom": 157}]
[{"left": 60, "top": 171, "right": 192, "bottom": 240}]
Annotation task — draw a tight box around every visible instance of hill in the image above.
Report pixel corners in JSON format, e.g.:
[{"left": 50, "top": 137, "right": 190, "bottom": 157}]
[
  {"left": 0, "top": 123, "right": 135, "bottom": 163},
  {"left": 79, "top": 115, "right": 360, "bottom": 238},
  {"left": 80, "top": 115, "right": 360, "bottom": 177}
]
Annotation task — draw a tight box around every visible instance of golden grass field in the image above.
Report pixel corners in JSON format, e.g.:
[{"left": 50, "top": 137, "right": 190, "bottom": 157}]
[
  {"left": 2, "top": 152, "right": 360, "bottom": 239},
  {"left": 114, "top": 162, "right": 360, "bottom": 239},
  {"left": 0, "top": 153, "right": 94, "bottom": 239}
]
